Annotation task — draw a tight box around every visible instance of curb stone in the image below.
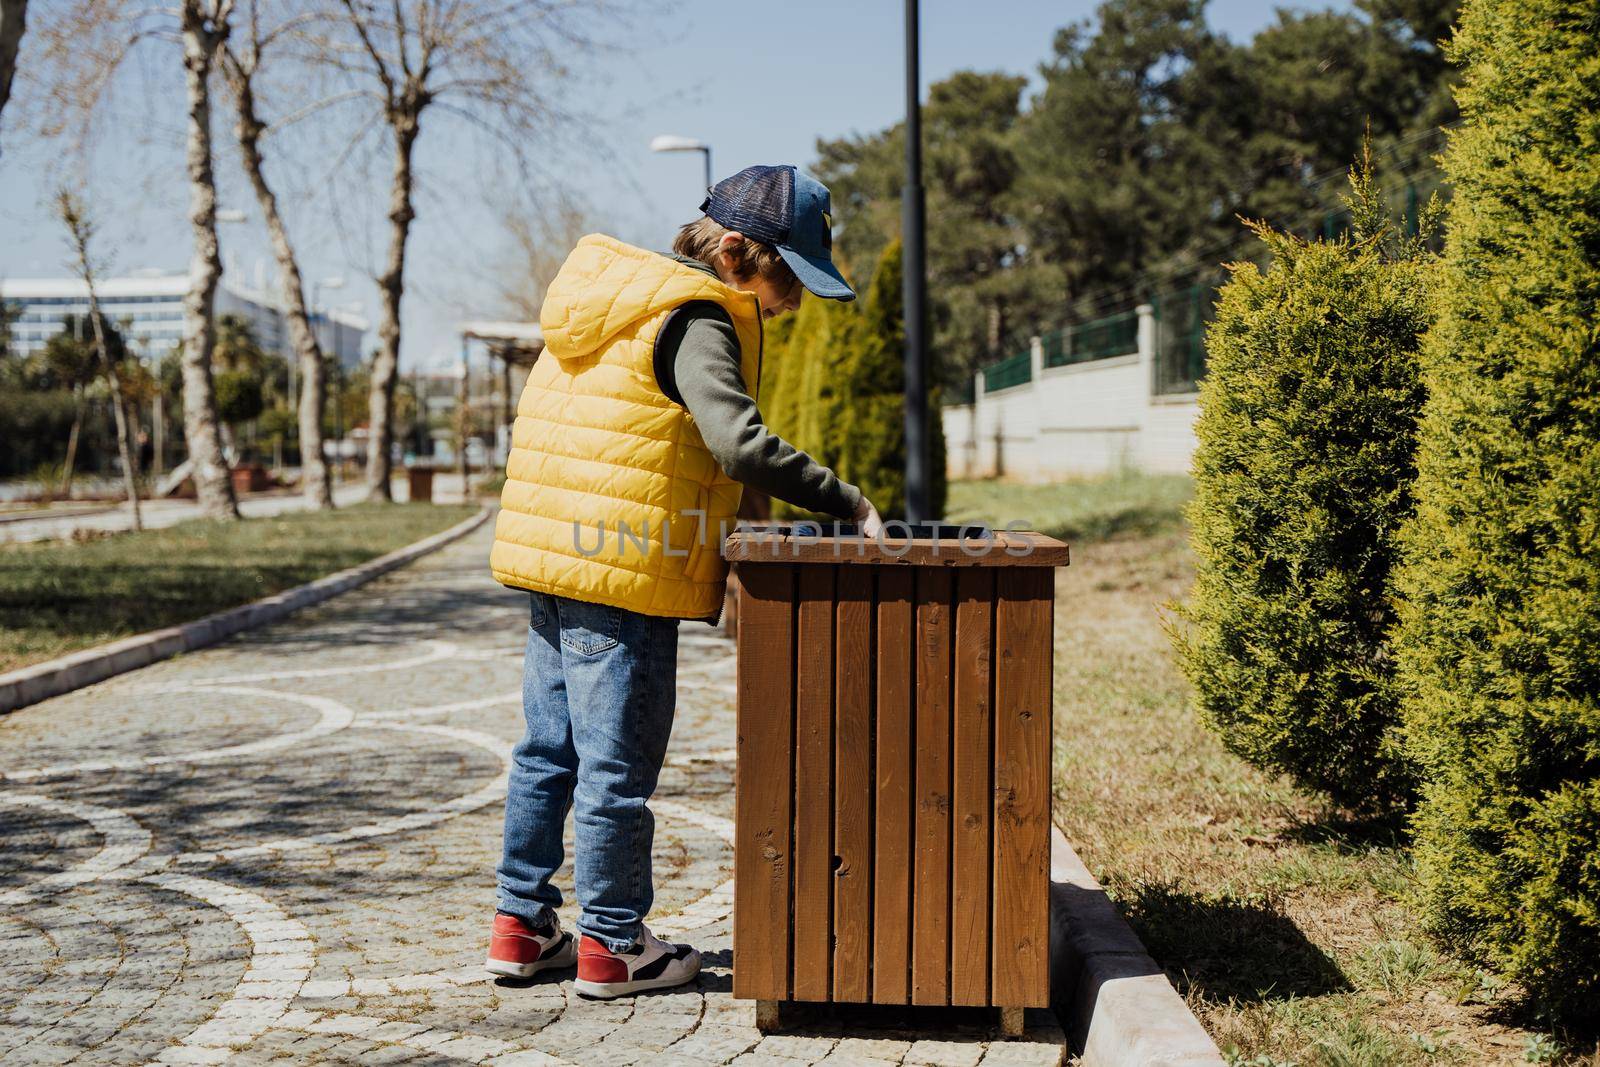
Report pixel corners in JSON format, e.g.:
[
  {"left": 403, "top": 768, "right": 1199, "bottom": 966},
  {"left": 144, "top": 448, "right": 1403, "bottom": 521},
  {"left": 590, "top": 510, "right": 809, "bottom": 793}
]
[
  {"left": 1049, "top": 825, "right": 1225, "bottom": 1066},
  {"left": 0, "top": 504, "right": 493, "bottom": 715}
]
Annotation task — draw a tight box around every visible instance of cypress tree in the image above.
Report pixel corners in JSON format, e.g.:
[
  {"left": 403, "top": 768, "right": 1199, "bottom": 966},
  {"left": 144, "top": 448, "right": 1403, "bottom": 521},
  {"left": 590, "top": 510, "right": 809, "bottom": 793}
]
[
  {"left": 766, "top": 291, "right": 856, "bottom": 520},
  {"left": 1393, "top": 0, "right": 1600, "bottom": 1020},
  {"left": 764, "top": 242, "right": 947, "bottom": 522},
  {"left": 838, "top": 238, "right": 947, "bottom": 521},
  {"left": 1175, "top": 160, "right": 1434, "bottom": 813}
]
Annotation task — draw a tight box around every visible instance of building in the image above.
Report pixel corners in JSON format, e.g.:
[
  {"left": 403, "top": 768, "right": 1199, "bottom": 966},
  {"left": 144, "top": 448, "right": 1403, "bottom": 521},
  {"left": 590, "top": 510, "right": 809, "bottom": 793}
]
[{"left": 1, "top": 271, "right": 367, "bottom": 369}]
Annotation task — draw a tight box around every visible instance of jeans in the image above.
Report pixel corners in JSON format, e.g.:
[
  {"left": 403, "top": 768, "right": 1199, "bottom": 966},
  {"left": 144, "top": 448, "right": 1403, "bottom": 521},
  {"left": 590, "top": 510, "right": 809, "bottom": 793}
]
[{"left": 497, "top": 590, "right": 680, "bottom": 951}]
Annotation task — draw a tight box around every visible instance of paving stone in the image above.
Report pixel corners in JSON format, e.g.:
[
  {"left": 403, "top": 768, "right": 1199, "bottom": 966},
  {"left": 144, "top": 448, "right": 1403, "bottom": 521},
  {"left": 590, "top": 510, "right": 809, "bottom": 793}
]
[
  {"left": 834, "top": 1037, "right": 914, "bottom": 1059},
  {"left": 756, "top": 1035, "right": 841, "bottom": 1060},
  {"left": 977, "top": 1040, "right": 1066, "bottom": 1066},
  {"left": 903, "top": 1039, "right": 987, "bottom": 1067}
]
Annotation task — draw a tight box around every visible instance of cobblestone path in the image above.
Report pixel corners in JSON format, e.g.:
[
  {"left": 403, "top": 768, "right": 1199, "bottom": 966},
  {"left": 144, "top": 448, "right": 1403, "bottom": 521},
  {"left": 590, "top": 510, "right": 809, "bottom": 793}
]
[{"left": 0, "top": 523, "right": 1066, "bottom": 1066}]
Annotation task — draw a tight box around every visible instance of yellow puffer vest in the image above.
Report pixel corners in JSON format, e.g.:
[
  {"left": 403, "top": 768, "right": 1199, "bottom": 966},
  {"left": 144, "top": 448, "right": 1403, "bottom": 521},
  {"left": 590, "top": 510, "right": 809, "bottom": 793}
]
[{"left": 490, "top": 234, "right": 763, "bottom": 620}]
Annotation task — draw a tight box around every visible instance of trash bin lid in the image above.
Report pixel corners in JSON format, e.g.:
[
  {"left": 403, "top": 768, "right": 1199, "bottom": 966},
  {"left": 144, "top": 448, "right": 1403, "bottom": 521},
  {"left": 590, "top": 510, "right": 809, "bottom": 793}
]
[{"left": 721, "top": 521, "right": 1069, "bottom": 568}]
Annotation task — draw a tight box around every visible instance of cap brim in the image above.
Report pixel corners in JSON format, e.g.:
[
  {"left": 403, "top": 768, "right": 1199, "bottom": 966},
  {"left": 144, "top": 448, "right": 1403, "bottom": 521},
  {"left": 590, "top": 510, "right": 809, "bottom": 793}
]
[{"left": 776, "top": 245, "right": 855, "bottom": 302}]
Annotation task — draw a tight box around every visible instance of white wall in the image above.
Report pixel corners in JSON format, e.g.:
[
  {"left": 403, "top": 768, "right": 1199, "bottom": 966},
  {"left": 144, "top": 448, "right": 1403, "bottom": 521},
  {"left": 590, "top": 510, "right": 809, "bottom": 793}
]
[{"left": 944, "top": 304, "right": 1200, "bottom": 482}]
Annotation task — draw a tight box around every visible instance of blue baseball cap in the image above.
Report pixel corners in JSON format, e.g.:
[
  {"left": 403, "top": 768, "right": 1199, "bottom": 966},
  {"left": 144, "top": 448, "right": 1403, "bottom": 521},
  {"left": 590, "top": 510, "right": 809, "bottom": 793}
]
[{"left": 700, "top": 165, "right": 855, "bottom": 302}]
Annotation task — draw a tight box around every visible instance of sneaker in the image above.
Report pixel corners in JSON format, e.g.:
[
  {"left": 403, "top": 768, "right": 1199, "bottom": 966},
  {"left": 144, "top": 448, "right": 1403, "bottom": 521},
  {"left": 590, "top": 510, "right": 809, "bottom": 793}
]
[
  {"left": 573, "top": 925, "right": 701, "bottom": 999},
  {"left": 486, "top": 911, "right": 577, "bottom": 979}
]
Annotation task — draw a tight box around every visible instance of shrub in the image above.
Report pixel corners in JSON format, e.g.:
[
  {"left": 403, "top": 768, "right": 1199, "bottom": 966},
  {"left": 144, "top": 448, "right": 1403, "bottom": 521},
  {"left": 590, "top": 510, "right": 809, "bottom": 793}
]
[
  {"left": 1174, "top": 161, "right": 1434, "bottom": 814},
  {"left": 1392, "top": 0, "right": 1600, "bottom": 1021}
]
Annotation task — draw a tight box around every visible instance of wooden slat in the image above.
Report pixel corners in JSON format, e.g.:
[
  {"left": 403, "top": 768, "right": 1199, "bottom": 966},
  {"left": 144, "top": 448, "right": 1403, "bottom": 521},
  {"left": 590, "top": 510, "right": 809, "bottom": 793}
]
[
  {"left": 992, "top": 567, "right": 1054, "bottom": 1007},
  {"left": 832, "top": 575, "right": 873, "bottom": 1002},
  {"left": 871, "top": 567, "right": 913, "bottom": 1003},
  {"left": 950, "top": 568, "right": 995, "bottom": 1005},
  {"left": 791, "top": 564, "right": 836, "bottom": 1001},
  {"left": 723, "top": 529, "right": 1070, "bottom": 569},
  {"left": 912, "top": 567, "right": 953, "bottom": 1005},
  {"left": 732, "top": 563, "right": 795, "bottom": 1001}
]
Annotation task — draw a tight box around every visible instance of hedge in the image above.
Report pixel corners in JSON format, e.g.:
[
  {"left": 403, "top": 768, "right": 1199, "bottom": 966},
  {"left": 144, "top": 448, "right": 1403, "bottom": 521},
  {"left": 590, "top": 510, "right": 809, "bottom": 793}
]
[
  {"left": 1175, "top": 163, "right": 1434, "bottom": 814},
  {"left": 1392, "top": 0, "right": 1600, "bottom": 1021}
]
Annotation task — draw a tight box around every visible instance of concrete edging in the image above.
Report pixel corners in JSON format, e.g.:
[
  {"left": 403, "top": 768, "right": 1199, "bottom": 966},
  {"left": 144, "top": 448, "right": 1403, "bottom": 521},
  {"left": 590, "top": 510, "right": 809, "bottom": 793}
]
[
  {"left": 0, "top": 504, "right": 493, "bottom": 715},
  {"left": 1050, "top": 825, "right": 1225, "bottom": 1066}
]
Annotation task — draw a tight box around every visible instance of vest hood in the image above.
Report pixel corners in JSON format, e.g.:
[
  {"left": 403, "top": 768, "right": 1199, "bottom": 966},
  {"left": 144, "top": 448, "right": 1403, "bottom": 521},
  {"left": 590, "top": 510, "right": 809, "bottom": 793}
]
[{"left": 540, "top": 233, "right": 751, "bottom": 361}]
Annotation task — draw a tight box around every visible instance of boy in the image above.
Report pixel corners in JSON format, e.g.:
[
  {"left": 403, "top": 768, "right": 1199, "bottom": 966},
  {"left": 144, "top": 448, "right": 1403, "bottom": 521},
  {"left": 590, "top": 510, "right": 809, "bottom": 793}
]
[{"left": 486, "top": 165, "right": 883, "bottom": 999}]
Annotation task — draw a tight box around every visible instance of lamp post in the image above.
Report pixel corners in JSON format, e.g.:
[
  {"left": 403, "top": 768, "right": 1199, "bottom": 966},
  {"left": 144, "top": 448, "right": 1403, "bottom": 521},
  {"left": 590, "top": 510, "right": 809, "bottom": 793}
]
[
  {"left": 903, "top": 0, "right": 931, "bottom": 524},
  {"left": 650, "top": 134, "right": 714, "bottom": 194}
]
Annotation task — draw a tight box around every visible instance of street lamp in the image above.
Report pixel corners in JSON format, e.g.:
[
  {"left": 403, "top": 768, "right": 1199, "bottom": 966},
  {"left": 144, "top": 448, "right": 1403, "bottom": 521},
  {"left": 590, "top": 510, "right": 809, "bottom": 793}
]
[
  {"left": 650, "top": 134, "right": 713, "bottom": 194},
  {"left": 902, "top": 0, "right": 932, "bottom": 524}
]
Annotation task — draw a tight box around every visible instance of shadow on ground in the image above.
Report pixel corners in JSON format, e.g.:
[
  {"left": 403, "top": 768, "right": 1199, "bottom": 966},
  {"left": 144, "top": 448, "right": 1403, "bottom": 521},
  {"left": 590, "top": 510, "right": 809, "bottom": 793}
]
[{"left": 1116, "top": 881, "right": 1349, "bottom": 1003}]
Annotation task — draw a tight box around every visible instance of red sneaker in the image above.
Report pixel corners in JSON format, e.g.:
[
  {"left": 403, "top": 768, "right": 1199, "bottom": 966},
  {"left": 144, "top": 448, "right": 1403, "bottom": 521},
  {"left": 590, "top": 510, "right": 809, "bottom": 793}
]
[
  {"left": 573, "top": 925, "right": 701, "bottom": 999},
  {"left": 486, "top": 912, "right": 576, "bottom": 979}
]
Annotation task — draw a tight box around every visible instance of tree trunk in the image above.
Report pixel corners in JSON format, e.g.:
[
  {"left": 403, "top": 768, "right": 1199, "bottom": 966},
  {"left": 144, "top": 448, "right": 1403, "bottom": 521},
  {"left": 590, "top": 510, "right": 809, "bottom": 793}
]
[
  {"left": 228, "top": 61, "right": 333, "bottom": 509},
  {"left": 0, "top": 0, "right": 25, "bottom": 132},
  {"left": 93, "top": 328, "right": 144, "bottom": 531},
  {"left": 366, "top": 112, "right": 419, "bottom": 502},
  {"left": 456, "top": 343, "right": 470, "bottom": 491},
  {"left": 59, "top": 388, "right": 81, "bottom": 499},
  {"left": 179, "top": 2, "right": 240, "bottom": 519}
]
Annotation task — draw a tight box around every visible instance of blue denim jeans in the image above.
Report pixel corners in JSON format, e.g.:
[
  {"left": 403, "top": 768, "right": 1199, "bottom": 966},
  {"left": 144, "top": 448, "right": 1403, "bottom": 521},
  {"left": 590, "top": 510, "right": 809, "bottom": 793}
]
[{"left": 496, "top": 591, "right": 680, "bottom": 951}]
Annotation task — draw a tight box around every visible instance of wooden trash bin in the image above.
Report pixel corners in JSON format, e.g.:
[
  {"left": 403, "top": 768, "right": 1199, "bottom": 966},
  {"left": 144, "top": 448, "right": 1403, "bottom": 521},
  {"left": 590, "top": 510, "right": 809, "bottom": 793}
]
[
  {"left": 721, "top": 523, "right": 1070, "bottom": 1034},
  {"left": 406, "top": 466, "right": 434, "bottom": 504}
]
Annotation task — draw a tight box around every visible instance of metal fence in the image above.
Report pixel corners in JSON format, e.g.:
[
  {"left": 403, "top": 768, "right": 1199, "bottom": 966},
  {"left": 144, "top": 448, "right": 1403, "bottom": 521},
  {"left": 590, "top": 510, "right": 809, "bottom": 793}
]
[
  {"left": 1152, "top": 283, "right": 1218, "bottom": 396},
  {"left": 1062, "top": 310, "right": 1138, "bottom": 365},
  {"left": 982, "top": 350, "right": 1032, "bottom": 393}
]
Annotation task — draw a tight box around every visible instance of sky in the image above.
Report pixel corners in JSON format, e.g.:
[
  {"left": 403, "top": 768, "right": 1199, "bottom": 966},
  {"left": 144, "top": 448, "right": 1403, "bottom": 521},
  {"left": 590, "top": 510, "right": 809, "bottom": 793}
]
[{"left": 0, "top": 0, "right": 1348, "bottom": 372}]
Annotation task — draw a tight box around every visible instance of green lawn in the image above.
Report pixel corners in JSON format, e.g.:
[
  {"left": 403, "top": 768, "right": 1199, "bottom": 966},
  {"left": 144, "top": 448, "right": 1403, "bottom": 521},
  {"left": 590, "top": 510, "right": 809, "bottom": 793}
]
[
  {"left": 946, "top": 469, "right": 1193, "bottom": 542},
  {"left": 0, "top": 503, "right": 480, "bottom": 674},
  {"left": 950, "top": 476, "right": 1593, "bottom": 1067}
]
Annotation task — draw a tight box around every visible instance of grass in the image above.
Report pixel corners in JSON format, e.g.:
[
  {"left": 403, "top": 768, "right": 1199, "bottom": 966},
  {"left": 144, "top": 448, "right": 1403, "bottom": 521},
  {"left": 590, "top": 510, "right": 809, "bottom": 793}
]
[
  {"left": 948, "top": 476, "right": 1597, "bottom": 1067},
  {"left": 946, "top": 468, "right": 1193, "bottom": 542},
  {"left": 0, "top": 502, "right": 479, "bottom": 674}
]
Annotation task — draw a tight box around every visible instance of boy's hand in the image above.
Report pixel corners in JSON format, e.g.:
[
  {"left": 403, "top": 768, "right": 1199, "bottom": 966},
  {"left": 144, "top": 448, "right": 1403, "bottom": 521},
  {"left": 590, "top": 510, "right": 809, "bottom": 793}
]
[{"left": 852, "top": 495, "right": 884, "bottom": 539}]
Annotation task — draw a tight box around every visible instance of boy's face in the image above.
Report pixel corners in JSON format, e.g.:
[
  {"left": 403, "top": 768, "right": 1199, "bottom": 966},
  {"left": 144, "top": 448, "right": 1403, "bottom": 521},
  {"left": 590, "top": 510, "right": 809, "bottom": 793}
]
[
  {"left": 714, "top": 232, "right": 804, "bottom": 320},
  {"left": 746, "top": 271, "right": 804, "bottom": 320}
]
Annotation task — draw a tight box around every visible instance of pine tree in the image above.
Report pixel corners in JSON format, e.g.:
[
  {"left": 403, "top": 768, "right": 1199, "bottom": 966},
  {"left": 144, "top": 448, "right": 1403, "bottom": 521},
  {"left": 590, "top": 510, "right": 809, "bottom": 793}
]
[
  {"left": 1175, "top": 158, "right": 1435, "bottom": 813},
  {"left": 1392, "top": 0, "right": 1600, "bottom": 1020}
]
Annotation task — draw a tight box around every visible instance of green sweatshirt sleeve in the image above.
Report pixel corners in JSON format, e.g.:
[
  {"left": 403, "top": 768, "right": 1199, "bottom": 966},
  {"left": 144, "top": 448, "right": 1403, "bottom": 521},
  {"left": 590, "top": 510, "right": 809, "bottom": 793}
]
[{"left": 671, "top": 312, "right": 863, "bottom": 519}]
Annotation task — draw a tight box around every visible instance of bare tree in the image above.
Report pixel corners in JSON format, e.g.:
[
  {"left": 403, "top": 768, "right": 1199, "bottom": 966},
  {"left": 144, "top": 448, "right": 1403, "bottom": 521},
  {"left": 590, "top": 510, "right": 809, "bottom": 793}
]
[
  {"left": 220, "top": 0, "right": 334, "bottom": 509},
  {"left": 305, "top": 0, "right": 615, "bottom": 501},
  {"left": 0, "top": 0, "right": 24, "bottom": 134},
  {"left": 482, "top": 190, "right": 594, "bottom": 321},
  {"left": 57, "top": 187, "right": 142, "bottom": 530},
  {"left": 29, "top": 0, "right": 241, "bottom": 518},
  {"left": 178, "top": 0, "right": 242, "bottom": 517}
]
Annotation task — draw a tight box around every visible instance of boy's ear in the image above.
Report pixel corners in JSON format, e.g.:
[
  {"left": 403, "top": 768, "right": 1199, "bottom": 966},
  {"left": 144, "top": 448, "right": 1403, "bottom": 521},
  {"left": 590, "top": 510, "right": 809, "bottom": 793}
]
[{"left": 716, "top": 230, "right": 745, "bottom": 268}]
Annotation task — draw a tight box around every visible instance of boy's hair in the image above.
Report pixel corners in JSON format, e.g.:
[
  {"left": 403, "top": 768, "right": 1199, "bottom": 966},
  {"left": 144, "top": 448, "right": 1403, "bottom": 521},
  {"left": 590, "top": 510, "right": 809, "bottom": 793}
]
[{"left": 673, "top": 216, "right": 799, "bottom": 290}]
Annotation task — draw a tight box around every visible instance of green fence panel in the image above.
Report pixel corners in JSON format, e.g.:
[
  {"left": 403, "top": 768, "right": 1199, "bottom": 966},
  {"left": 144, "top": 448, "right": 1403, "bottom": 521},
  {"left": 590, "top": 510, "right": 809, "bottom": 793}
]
[
  {"left": 1066, "top": 310, "right": 1138, "bottom": 363},
  {"left": 1041, "top": 329, "right": 1068, "bottom": 367},
  {"left": 1153, "top": 284, "right": 1216, "bottom": 395},
  {"left": 982, "top": 350, "right": 1032, "bottom": 393}
]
